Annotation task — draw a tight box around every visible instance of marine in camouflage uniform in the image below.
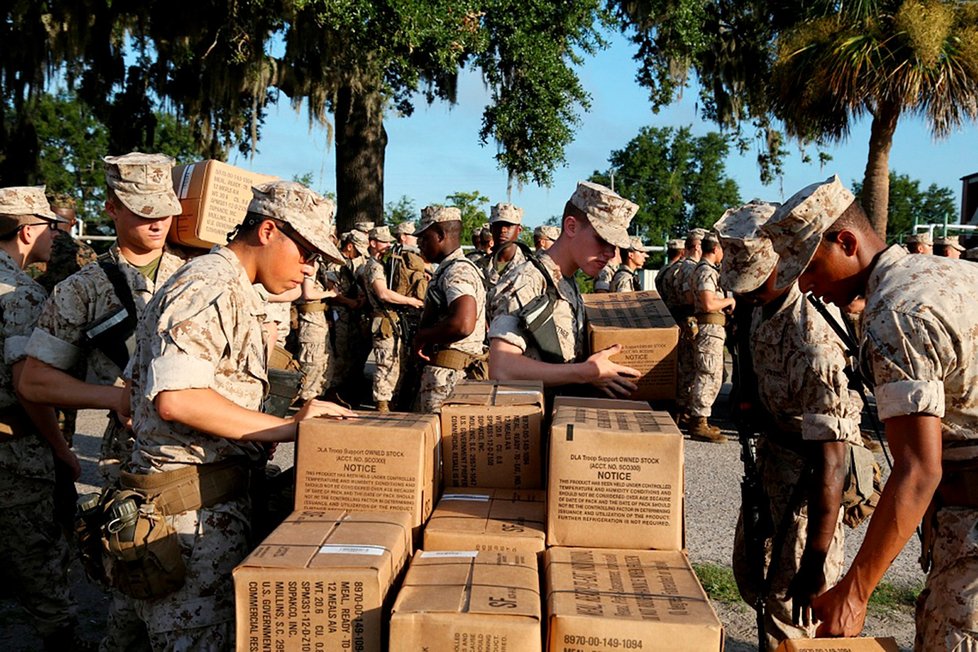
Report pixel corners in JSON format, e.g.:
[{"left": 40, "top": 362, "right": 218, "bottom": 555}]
[
  {"left": 414, "top": 206, "right": 487, "bottom": 413},
  {"left": 0, "top": 187, "right": 84, "bottom": 650},
  {"left": 295, "top": 262, "right": 332, "bottom": 401},
  {"left": 488, "top": 182, "right": 641, "bottom": 397},
  {"left": 609, "top": 236, "right": 650, "bottom": 293},
  {"left": 127, "top": 181, "right": 349, "bottom": 650},
  {"left": 672, "top": 230, "right": 705, "bottom": 418},
  {"left": 326, "top": 231, "right": 369, "bottom": 400},
  {"left": 481, "top": 203, "right": 527, "bottom": 291},
  {"left": 653, "top": 238, "right": 684, "bottom": 304},
  {"left": 687, "top": 233, "right": 733, "bottom": 440},
  {"left": 717, "top": 201, "right": 862, "bottom": 649},
  {"left": 764, "top": 176, "right": 978, "bottom": 648}
]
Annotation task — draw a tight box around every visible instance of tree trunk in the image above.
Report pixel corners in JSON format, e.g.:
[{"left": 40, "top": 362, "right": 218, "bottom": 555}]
[
  {"left": 335, "top": 84, "right": 387, "bottom": 234},
  {"left": 860, "top": 100, "right": 901, "bottom": 237}
]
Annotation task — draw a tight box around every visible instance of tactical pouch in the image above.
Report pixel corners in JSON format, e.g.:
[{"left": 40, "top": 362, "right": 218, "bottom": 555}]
[
  {"left": 100, "top": 489, "right": 186, "bottom": 600},
  {"left": 519, "top": 293, "right": 567, "bottom": 363},
  {"left": 84, "top": 306, "right": 136, "bottom": 371},
  {"left": 841, "top": 443, "right": 881, "bottom": 529}
]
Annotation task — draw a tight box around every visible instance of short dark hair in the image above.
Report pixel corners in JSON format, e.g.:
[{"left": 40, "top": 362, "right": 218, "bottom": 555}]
[
  {"left": 701, "top": 238, "right": 719, "bottom": 255},
  {"left": 828, "top": 200, "right": 873, "bottom": 235},
  {"left": 667, "top": 244, "right": 683, "bottom": 257},
  {"left": 228, "top": 211, "right": 272, "bottom": 242},
  {"left": 685, "top": 235, "right": 699, "bottom": 250}
]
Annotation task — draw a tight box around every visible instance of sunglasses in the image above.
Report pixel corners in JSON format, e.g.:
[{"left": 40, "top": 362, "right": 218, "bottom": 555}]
[
  {"left": 274, "top": 221, "right": 321, "bottom": 265},
  {"left": 24, "top": 221, "right": 58, "bottom": 231}
]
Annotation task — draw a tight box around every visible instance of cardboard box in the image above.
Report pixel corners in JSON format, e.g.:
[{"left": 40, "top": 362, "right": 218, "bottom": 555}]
[
  {"left": 440, "top": 380, "right": 545, "bottom": 489},
  {"left": 584, "top": 291, "right": 679, "bottom": 401},
  {"left": 548, "top": 406, "right": 684, "bottom": 550},
  {"left": 423, "top": 488, "right": 546, "bottom": 556},
  {"left": 232, "top": 510, "right": 412, "bottom": 652},
  {"left": 295, "top": 412, "right": 440, "bottom": 538},
  {"left": 390, "top": 550, "right": 542, "bottom": 652},
  {"left": 545, "top": 547, "right": 723, "bottom": 651},
  {"left": 170, "top": 160, "right": 276, "bottom": 248},
  {"left": 775, "top": 639, "right": 900, "bottom": 652},
  {"left": 552, "top": 395, "right": 652, "bottom": 415}
]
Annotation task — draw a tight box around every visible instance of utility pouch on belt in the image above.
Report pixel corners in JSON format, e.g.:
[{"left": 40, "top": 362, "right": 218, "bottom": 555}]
[{"left": 842, "top": 444, "right": 881, "bottom": 529}]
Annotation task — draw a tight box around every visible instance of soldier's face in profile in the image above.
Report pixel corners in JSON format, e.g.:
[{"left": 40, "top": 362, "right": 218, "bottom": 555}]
[
  {"left": 417, "top": 227, "right": 439, "bottom": 263},
  {"left": 798, "top": 232, "right": 862, "bottom": 307},
  {"left": 574, "top": 220, "right": 616, "bottom": 278}
]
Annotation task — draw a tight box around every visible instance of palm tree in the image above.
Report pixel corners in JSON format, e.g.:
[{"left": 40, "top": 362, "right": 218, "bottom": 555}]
[{"left": 769, "top": 0, "right": 978, "bottom": 235}]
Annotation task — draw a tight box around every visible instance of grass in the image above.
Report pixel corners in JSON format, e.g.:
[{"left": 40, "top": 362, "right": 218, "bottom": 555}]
[{"left": 691, "top": 562, "right": 921, "bottom": 611}]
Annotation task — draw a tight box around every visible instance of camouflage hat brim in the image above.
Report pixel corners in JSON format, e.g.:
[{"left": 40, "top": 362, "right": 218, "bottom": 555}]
[
  {"left": 114, "top": 188, "right": 183, "bottom": 219},
  {"left": 590, "top": 220, "right": 632, "bottom": 250},
  {"left": 720, "top": 242, "right": 779, "bottom": 294},
  {"left": 771, "top": 234, "right": 819, "bottom": 290},
  {"left": 291, "top": 218, "right": 343, "bottom": 264}
]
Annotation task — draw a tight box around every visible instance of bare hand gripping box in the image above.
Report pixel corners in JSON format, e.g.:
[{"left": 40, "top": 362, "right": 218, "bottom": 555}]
[
  {"left": 295, "top": 413, "right": 440, "bottom": 540},
  {"left": 390, "top": 550, "right": 542, "bottom": 652},
  {"left": 440, "top": 380, "right": 545, "bottom": 489},
  {"left": 548, "top": 406, "right": 684, "bottom": 550},
  {"left": 423, "top": 488, "right": 546, "bottom": 556},
  {"left": 545, "top": 548, "right": 723, "bottom": 651},
  {"left": 170, "top": 160, "right": 276, "bottom": 249},
  {"left": 583, "top": 291, "right": 678, "bottom": 401},
  {"left": 232, "top": 510, "right": 412, "bottom": 652}
]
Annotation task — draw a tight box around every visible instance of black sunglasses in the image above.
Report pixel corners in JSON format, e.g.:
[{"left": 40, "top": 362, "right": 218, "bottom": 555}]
[
  {"left": 274, "top": 221, "right": 321, "bottom": 265},
  {"left": 24, "top": 221, "right": 58, "bottom": 231}
]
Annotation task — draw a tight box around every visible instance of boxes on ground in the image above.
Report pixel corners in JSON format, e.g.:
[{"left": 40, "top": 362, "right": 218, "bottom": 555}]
[
  {"left": 584, "top": 291, "right": 678, "bottom": 401},
  {"left": 551, "top": 395, "right": 651, "bottom": 415},
  {"left": 774, "top": 639, "right": 900, "bottom": 652},
  {"left": 170, "top": 160, "right": 276, "bottom": 249},
  {"left": 423, "top": 488, "right": 546, "bottom": 556},
  {"left": 232, "top": 510, "right": 412, "bottom": 652},
  {"left": 440, "top": 380, "right": 544, "bottom": 489},
  {"left": 295, "top": 412, "right": 439, "bottom": 539},
  {"left": 390, "top": 550, "right": 542, "bottom": 652},
  {"left": 548, "top": 405, "right": 684, "bottom": 550},
  {"left": 545, "top": 547, "right": 723, "bottom": 651}
]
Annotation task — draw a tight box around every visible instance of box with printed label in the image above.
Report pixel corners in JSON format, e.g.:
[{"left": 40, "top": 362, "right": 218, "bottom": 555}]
[
  {"left": 584, "top": 291, "right": 678, "bottom": 401},
  {"left": 548, "top": 405, "right": 684, "bottom": 550},
  {"left": 545, "top": 547, "right": 722, "bottom": 651},
  {"left": 551, "top": 395, "right": 651, "bottom": 415},
  {"left": 774, "top": 638, "right": 900, "bottom": 652},
  {"left": 169, "top": 160, "right": 276, "bottom": 249},
  {"left": 440, "top": 380, "right": 545, "bottom": 489},
  {"left": 390, "top": 550, "right": 542, "bottom": 652},
  {"left": 423, "top": 488, "right": 546, "bottom": 556},
  {"left": 294, "top": 412, "right": 440, "bottom": 539},
  {"left": 232, "top": 510, "right": 412, "bottom": 652}
]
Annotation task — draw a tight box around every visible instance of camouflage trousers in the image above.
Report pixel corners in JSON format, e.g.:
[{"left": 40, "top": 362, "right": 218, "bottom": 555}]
[
  {"left": 371, "top": 316, "right": 406, "bottom": 403},
  {"left": 416, "top": 365, "right": 463, "bottom": 414},
  {"left": 297, "top": 311, "right": 331, "bottom": 401},
  {"left": 100, "top": 590, "right": 150, "bottom": 652},
  {"left": 328, "top": 309, "right": 355, "bottom": 389},
  {"left": 732, "top": 438, "right": 845, "bottom": 651},
  {"left": 133, "top": 495, "right": 251, "bottom": 651},
  {"left": 676, "top": 320, "right": 696, "bottom": 410},
  {"left": 0, "top": 485, "right": 77, "bottom": 639},
  {"left": 915, "top": 507, "right": 978, "bottom": 651},
  {"left": 689, "top": 323, "right": 725, "bottom": 418}
]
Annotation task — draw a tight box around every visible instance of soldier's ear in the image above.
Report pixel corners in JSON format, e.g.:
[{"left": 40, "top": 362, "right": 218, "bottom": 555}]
[
  {"left": 256, "top": 219, "right": 277, "bottom": 245},
  {"left": 837, "top": 229, "right": 859, "bottom": 256}
]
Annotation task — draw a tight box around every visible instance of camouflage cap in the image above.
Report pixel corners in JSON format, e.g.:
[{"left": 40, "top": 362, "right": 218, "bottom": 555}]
[
  {"left": 533, "top": 225, "right": 560, "bottom": 241},
  {"left": 667, "top": 238, "right": 686, "bottom": 250},
  {"left": 479, "top": 223, "right": 492, "bottom": 238},
  {"left": 416, "top": 205, "right": 462, "bottom": 234},
  {"left": 394, "top": 221, "right": 416, "bottom": 236},
  {"left": 568, "top": 181, "right": 637, "bottom": 249},
  {"left": 343, "top": 230, "right": 370, "bottom": 257},
  {"left": 686, "top": 227, "right": 707, "bottom": 241},
  {"left": 762, "top": 175, "right": 856, "bottom": 290},
  {"left": 714, "top": 201, "right": 780, "bottom": 294},
  {"left": 104, "top": 152, "right": 182, "bottom": 219},
  {"left": 936, "top": 234, "right": 965, "bottom": 251},
  {"left": 248, "top": 180, "right": 343, "bottom": 263},
  {"left": 353, "top": 221, "right": 375, "bottom": 234},
  {"left": 0, "top": 186, "right": 67, "bottom": 235},
  {"left": 369, "top": 225, "right": 394, "bottom": 243},
  {"left": 627, "top": 236, "right": 653, "bottom": 252},
  {"left": 905, "top": 231, "right": 933, "bottom": 245},
  {"left": 489, "top": 203, "right": 524, "bottom": 226}
]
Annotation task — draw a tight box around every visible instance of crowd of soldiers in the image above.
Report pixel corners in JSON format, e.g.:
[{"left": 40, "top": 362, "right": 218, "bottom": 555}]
[{"left": 0, "top": 150, "right": 976, "bottom": 652}]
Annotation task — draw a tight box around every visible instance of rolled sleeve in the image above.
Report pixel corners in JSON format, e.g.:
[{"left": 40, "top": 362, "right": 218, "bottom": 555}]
[
  {"left": 488, "top": 314, "right": 528, "bottom": 352},
  {"left": 875, "top": 379, "right": 945, "bottom": 420},
  {"left": 4, "top": 335, "right": 30, "bottom": 366},
  {"left": 26, "top": 328, "right": 82, "bottom": 370},
  {"left": 802, "top": 413, "right": 862, "bottom": 444},
  {"left": 144, "top": 350, "right": 217, "bottom": 400}
]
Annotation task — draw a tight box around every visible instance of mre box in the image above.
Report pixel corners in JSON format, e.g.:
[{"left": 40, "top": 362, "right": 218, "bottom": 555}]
[
  {"left": 295, "top": 412, "right": 440, "bottom": 539},
  {"left": 775, "top": 638, "right": 900, "bottom": 652},
  {"left": 423, "top": 488, "right": 546, "bottom": 556},
  {"left": 170, "top": 159, "right": 276, "bottom": 249},
  {"left": 232, "top": 510, "right": 412, "bottom": 652},
  {"left": 545, "top": 547, "right": 723, "bottom": 651},
  {"left": 548, "top": 406, "right": 684, "bottom": 550},
  {"left": 390, "top": 550, "right": 541, "bottom": 652},
  {"left": 440, "top": 380, "right": 544, "bottom": 489},
  {"left": 584, "top": 291, "right": 678, "bottom": 401}
]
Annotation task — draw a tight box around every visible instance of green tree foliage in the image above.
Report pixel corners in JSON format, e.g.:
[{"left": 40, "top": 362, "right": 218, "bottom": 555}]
[
  {"left": 853, "top": 172, "right": 956, "bottom": 240},
  {"left": 444, "top": 190, "right": 490, "bottom": 243},
  {"left": 589, "top": 126, "right": 740, "bottom": 243},
  {"left": 613, "top": 0, "right": 978, "bottom": 235},
  {"left": 385, "top": 195, "right": 417, "bottom": 225}
]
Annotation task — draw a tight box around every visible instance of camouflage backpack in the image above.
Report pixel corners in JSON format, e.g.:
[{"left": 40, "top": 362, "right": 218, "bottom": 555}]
[{"left": 386, "top": 246, "right": 428, "bottom": 301}]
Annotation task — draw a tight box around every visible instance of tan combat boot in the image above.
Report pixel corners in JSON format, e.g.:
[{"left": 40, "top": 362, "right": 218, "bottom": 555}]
[
  {"left": 688, "top": 417, "right": 725, "bottom": 443},
  {"left": 376, "top": 400, "right": 390, "bottom": 413}
]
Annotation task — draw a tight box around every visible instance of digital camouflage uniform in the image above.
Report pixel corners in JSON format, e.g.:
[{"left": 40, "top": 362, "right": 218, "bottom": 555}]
[
  {"left": 328, "top": 254, "right": 367, "bottom": 392},
  {"left": 488, "top": 251, "right": 585, "bottom": 364},
  {"left": 673, "top": 256, "right": 700, "bottom": 410},
  {"left": 28, "top": 244, "right": 187, "bottom": 481},
  {"left": 295, "top": 263, "right": 332, "bottom": 401},
  {"left": 418, "top": 248, "right": 486, "bottom": 413},
  {"left": 856, "top": 246, "right": 978, "bottom": 651},
  {"left": 480, "top": 242, "right": 527, "bottom": 290},
  {"left": 610, "top": 266, "right": 640, "bottom": 292},
  {"left": 593, "top": 261, "right": 615, "bottom": 292},
  {"left": 359, "top": 255, "right": 405, "bottom": 403},
  {"left": 655, "top": 259, "right": 682, "bottom": 306},
  {"left": 0, "top": 249, "right": 78, "bottom": 642},
  {"left": 688, "top": 260, "right": 726, "bottom": 418},
  {"left": 128, "top": 246, "right": 268, "bottom": 650},
  {"left": 732, "top": 284, "right": 863, "bottom": 649}
]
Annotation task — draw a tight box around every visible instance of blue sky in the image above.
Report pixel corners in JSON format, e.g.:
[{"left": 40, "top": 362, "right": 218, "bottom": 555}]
[{"left": 235, "top": 30, "right": 977, "bottom": 233}]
